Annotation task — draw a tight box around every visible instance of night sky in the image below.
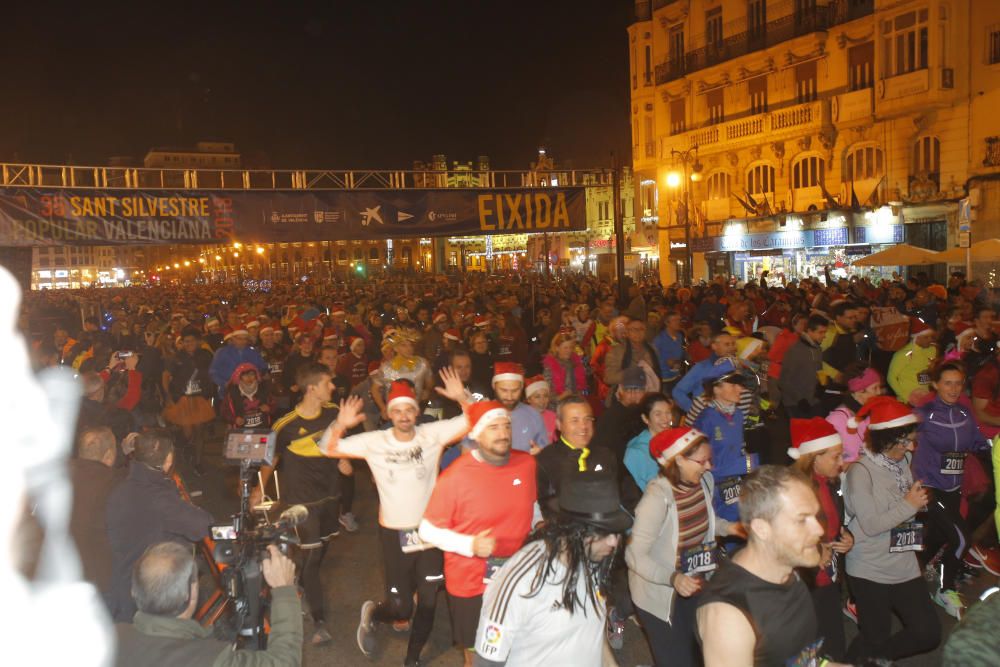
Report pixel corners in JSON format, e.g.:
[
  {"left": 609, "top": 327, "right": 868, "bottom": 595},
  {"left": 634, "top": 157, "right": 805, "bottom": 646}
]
[{"left": 1, "top": 1, "right": 633, "bottom": 170}]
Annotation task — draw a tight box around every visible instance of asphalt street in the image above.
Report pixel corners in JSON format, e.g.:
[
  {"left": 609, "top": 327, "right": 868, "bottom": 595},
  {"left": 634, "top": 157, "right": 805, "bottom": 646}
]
[{"left": 181, "top": 435, "right": 996, "bottom": 667}]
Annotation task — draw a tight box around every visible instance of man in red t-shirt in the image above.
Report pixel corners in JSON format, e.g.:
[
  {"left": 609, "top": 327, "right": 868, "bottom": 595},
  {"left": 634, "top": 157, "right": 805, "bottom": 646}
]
[
  {"left": 419, "top": 401, "right": 539, "bottom": 667},
  {"left": 971, "top": 351, "right": 1000, "bottom": 438}
]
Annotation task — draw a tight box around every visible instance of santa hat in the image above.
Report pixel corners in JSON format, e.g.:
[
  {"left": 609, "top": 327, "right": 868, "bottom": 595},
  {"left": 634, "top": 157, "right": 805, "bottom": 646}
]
[
  {"left": 349, "top": 336, "right": 365, "bottom": 350},
  {"left": 847, "top": 395, "right": 918, "bottom": 430},
  {"left": 736, "top": 337, "right": 763, "bottom": 360},
  {"left": 205, "top": 317, "right": 220, "bottom": 328},
  {"left": 259, "top": 325, "right": 275, "bottom": 335},
  {"left": 525, "top": 375, "right": 548, "bottom": 398},
  {"left": 467, "top": 400, "right": 510, "bottom": 440},
  {"left": 245, "top": 319, "right": 260, "bottom": 329},
  {"left": 330, "top": 303, "right": 346, "bottom": 317},
  {"left": 493, "top": 361, "right": 524, "bottom": 385},
  {"left": 444, "top": 328, "right": 462, "bottom": 342},
  {"left": 649, "top": 427, "right": 706, "bottom": 464},
  {"left": 474, "top": 315, "right": 490, "bottom": 328},
  {"left": 322, "top": 328, "right": 339, "bottom": 343},
  {"left": 224, "top": 327, "right": 249, "bottom": 340},
  {"left": 787, "top": 418, "right": 842, "bottom": 460},
  {"left": 956, "top": 327, "right": 976, "bottom": 346},
  {"left": 910, "top": 317, "right": 934, "bottom": 340},
  {"left": 367, "top": 361, "right": 381, "bottom": 375},
  {"left": 386, "top": 380, "right": 419, "bottom": 411},
  {"left": 432, "top": 311, "right": 448, "bottom": 324}
]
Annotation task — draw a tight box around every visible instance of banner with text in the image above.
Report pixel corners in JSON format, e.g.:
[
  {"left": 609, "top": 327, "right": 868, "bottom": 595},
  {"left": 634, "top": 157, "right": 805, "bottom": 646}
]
[{"left": 0, "top": 187, "right": 587, "bottom": 246}]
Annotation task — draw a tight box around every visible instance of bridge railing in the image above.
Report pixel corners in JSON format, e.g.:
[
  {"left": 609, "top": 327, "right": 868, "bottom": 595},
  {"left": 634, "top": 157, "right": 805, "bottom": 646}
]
[{"left": 0, "top": 163, "right": 618, "bottom": 190}]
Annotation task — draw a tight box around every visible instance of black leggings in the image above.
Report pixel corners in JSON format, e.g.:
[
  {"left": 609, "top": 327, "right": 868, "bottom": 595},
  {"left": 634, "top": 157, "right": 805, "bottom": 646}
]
[
  {"left": 372, "top": 525, "right": 443, "bottom": 661},
  {"left": 299, "top": 542, "right": 329, "bottom": 624},
  {"left": 338, "top": 469, "right": 355, "bottom": 514},
  {"left": 922, "top": 487, "right": 969, "bottom": 591},
  {"left": 846, "top": 575, "right": 941, "bottom": 661},
  {"left": 810, "top": 583, "right": 846, "bottom": 662},
  {"left": 635, "top": 595, "right": 701, "bottom": 667}
]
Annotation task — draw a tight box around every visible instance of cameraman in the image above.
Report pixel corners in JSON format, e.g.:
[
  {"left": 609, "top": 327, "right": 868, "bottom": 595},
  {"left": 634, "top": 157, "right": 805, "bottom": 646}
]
[
  {"left": 115, "top": 541, "right": 302, "bottom": 666},
  {"left": 107, "top": 429, "right": 213, "bottom": 622}
]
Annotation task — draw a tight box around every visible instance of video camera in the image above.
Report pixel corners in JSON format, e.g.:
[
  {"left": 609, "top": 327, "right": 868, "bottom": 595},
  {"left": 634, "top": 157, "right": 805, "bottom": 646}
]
[{"left": 210, "top": 429, "right": 305, "bottom": 649}]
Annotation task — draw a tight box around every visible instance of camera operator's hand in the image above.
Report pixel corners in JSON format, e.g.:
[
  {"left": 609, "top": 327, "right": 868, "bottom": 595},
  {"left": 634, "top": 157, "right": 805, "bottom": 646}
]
[{"left": 262, "top": 545, "right": 296, "bottom": 589}]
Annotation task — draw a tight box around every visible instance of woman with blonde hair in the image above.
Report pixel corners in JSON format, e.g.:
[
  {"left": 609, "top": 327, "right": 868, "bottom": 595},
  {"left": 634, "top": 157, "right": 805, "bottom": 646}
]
[{"left": 542, "top": 329, "right": 588, "bottom": 407}]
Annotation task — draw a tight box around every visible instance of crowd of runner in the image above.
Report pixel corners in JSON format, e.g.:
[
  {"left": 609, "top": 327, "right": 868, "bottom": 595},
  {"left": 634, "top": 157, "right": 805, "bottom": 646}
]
[{"left": 23, "top": 267, "right": 1000, "bottom": 666}]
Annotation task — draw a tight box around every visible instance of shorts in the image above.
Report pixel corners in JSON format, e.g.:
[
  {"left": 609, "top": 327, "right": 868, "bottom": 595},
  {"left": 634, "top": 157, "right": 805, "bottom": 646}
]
[
  {"left": 281, "top": 452, "right": 341, "bottom": 548},
  {"left": 447, "top": 593, "right": 483, "bottom": 649}
]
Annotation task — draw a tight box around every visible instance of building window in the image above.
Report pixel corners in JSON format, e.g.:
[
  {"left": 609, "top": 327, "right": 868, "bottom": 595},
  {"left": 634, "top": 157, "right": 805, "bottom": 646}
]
[
  {"left": 792, "top": 155, "right": 825, "bottom": 189},
  {"left": 706, "top": 172, "right": 730, "bottom": 200},
  {"left": 706, "top": 8, "right": 723, "bottom": 59},
  {"left": 748, "top": 0, "right": 766, "bottom": 43},
  {"left": 644, "top": 45, "right": 652, "bottom": 85},
  {"left": 401, "top": 247, "right": 412, "bottom": 265},
  {"left": 747, "top": 164, "right": 775, "bottom": 195},
  {"left": 369, "top": 247, "right": 379, "bottom": 260},
  {"left": 795, "top": 61, "right": 818, "bottom": 103},
  {"left": 795, "top": 0, "right": 817, "bottom": 29},
  {"left": 640, "top": 180, "right": 657, "bottom": 217},
  {"left": 748, "top": 75, "right": 768, "bottom": 114},
  {"left": 707, "top": 89, "right": 725, "bottom": 125},
  {"left": 913, "top": 136, "right": 940, "bottom": 180},
  {"left": 643, "top": 116, "right": 655, "bottom": 157},
  {"left": 845, "top": 145, "right": 884, "bottom": 181},
  {"left": 990, "top": 27, "right": 1000, "bottom": 65},
  {"left": 669, "top": 25, "right": 685, "bottom": 75},
  {"left": 849, "top": 42, "right": 875, "bottom": 90},
  {"left": 882, "top": 9, "right": 929, "bottom": 77},
  {"left": 670, "top": 98, "right": 686, "bottom": 135},
  {"left": 337, "top": 249, "right": 347, "bottom": 263}
]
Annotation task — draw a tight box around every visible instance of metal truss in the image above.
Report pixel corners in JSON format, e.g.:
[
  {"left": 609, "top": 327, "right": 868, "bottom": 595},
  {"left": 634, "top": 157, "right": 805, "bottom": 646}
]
[{"left": 0, "top": 162, "right": 617, "bottom": 191}]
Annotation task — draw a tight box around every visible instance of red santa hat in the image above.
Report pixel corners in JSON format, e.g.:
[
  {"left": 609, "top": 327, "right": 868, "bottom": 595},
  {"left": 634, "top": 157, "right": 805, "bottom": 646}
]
[
  {"left": 649, "top": 427, "right": 706, "bottom": 464},
  {"left": 259, "top": 325, "right": 275, "bottom": 335},
  {"left": 847, "top": 395, "right": 918, "bottom": 430},
  {"left": 368, "top": 361, "right": 381, "bottom": 376},
  {"left": 349, "top": 336, "right": 365, "bottom": 351},
  {"left": 787, "top": 418, "right": 842, "bottom": 460},
  {"left": 443, "top": 328, "right": 462, "bottom": 342},
  {"left": 205, "top": 316, "right": 220, "bottom": 328},
  {"left": 322, "top": 328, "right": 339, "bottom": 343},
  {"left": 467, "top": 400, "right": 510, "bottom": 441},
  {"left": 910, "top": 317, "right": 934, "bottom": 340},
  {"left": 432, "top": 311, "right": 448, "bottom": 324},
  {"left": 474, "top": 314, "right": 490, "bottom": 328},
  {"left": 386, "top": 380, "right": 419, "bottom": 411},
  {"left": 524, "top": 375, "right": 548, "bottom": 398},
  {"left": 492, "top": 361, "right": 524, "bottom": 385},
  {"left": 224, "top": 327, "right": 249, "bottom": 341},
  {"left": 245, "top": 319, "right": 260, "bottom": 329},
  {"left": 330, "top": 303, "right": 346, "bottom": 317}
]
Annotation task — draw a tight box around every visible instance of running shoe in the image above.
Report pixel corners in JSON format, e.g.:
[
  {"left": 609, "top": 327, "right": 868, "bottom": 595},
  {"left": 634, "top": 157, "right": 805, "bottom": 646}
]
[
  {"left": 339, "top": 512, "right": 360, "bottom": 533},
  {"left": 968, "top": 544, "right": 1000, "bottom": 576},
  {"left": 933, "top": 588, "right": 965, "bottom": 620},
  {"left": 842, "top": 599, "right": 858, "bottom": 624},
  {"left": 357, "top": 600, "right": 377, "bottom": 656}
]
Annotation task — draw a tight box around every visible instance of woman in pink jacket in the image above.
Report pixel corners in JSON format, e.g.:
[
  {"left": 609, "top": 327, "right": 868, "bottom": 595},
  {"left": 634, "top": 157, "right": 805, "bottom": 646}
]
[{"left": 825, "top": 365, "right": 884, "bottom": 463}]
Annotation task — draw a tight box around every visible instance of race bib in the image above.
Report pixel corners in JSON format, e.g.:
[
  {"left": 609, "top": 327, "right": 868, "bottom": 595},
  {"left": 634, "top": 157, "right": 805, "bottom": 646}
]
[
  {"left": 244, "top": 412, "right": 263, "bottom": 428},
  {"left": 680, "top": 542, "right": 717, "bottom": 575},
  {"left": 399, "top": 529, "right": 426, "bottom": 554},
  {"left": 483, "top": 556, "right": 508, "bottom": 585},
  {"left": 941, "top": 451, "right": 966, "bottom": 475},
  {"left": 719, "top": 476, "right": 744, "bottom": 506},
  {"left": 184, "top": 379, "right": 201, "bottom": 395},
  {"left": 268, "top": 361, "right": 282, "bottom": 375},
  {"left": 917, "top": 372, "right": 930, "bottom": 385},
  {"left": 889, "top": 521, "right": 924, "bottom": 553}
]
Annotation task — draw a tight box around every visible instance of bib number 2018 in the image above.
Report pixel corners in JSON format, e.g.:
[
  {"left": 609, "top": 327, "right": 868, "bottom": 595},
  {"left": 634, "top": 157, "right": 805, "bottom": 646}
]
[{"left": 889, "top": 521, "right": 924, "bottom": 553}]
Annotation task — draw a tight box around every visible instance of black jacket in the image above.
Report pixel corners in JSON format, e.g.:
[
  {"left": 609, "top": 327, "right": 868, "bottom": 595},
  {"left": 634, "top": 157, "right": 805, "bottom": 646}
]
[
  {"left": 536, "top": 438, "right": 618, "bottom": 515},
  {"left": 107, "top": 462, "right": 213, "bottom": 622},
  {"left": 70, "top": 458, "right": 124, "bottom": 594}
]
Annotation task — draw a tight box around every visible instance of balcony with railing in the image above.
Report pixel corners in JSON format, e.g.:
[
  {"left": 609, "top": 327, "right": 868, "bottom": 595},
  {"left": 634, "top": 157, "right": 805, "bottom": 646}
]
[
  {"left": 663, "top": 99, "right": 830, "bottom": 154},
  {"left": 654, "top": 0, "right": 874, "bottom": 85}
]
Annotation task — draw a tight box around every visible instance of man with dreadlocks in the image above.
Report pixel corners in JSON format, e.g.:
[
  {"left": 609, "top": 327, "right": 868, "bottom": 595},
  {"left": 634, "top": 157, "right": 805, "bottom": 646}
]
[{"left": 473, "top": 471, "right": 632, "bottom": 666}]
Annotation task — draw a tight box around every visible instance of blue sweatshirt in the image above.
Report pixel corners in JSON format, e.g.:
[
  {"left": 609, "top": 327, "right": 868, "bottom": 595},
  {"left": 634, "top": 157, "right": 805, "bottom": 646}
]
[
  {"left": 913, "top": 396, "right": 989, "bottom": 492},
  {"left": 624, "top": 429, "right": 657, "bottom": 493},
  {"left": 652, "top": 330, "right": 685, "bottom": 381},
  {"left": 209, "top": 344, "right": 268, "bottom": 396}
]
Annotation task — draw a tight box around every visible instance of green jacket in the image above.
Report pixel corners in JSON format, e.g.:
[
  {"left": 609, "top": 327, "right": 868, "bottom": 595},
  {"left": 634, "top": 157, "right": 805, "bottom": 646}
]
[
  {"left": 887, "top": 342, "right": 936, "bottom": 404},
  {"left": 114, "top": 586, "right": 302, "bottom": 667}
]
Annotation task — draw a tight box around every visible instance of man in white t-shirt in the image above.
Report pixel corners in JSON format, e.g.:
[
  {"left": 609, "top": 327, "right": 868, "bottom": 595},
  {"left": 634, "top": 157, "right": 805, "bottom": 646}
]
[
  {"left": 319, "top": 367, "right": 468, "bottom": 667},
  {"left": 473, "top": 471, "right": 632, "bottom": 667}
]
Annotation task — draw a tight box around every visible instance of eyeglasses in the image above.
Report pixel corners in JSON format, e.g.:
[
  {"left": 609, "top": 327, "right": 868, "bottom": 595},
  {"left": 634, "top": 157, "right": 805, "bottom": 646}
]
[{"left": 683, "top": 456, "right": 713, "bottom": 467}]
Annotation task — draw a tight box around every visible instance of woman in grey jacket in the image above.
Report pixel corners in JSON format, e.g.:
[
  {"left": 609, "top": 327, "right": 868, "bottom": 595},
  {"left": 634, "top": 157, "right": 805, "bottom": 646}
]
[
  {"left": 843, "top": 396, "right": 942, "bottom": 662},
  {"left": 625, "top": 426, "right": 742, "bottom": 667}
]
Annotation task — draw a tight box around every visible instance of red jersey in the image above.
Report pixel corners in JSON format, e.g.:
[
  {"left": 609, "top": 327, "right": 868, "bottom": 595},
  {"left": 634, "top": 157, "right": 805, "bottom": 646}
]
[{"left": 422, "top": 451, "right": 537, "bottom": 597}]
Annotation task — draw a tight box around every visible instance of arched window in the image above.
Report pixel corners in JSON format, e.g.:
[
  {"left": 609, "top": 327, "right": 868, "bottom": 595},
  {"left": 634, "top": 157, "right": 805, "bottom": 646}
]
[
  {"left": 353, "top": 247, "right": 364, "bottom": 261},
  {"left": 913, "top": 136, "right": 940, "bottom": 177},
  {"left": 746, "top": 163, "right": 775, "bottom": 195},
  {"left": 791, "top": 155, "right": 825, "bottom": 189},
  {"left": 844, "top": 144, "right": 884, "bottom": 181},
  {"left": 706, "top": 171, "right": 730, "bottom": 200}
]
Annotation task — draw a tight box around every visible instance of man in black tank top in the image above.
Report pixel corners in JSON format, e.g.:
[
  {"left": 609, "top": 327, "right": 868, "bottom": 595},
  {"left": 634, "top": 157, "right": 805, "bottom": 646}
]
[{"left": 697, "top": 466, "right": 847, "bottom": 666}]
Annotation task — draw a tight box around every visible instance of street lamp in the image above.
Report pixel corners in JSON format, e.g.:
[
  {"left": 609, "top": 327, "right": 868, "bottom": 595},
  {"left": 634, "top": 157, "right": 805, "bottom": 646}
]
[{"left": 666, "top": 146, "right": 702, "bottom": 285}]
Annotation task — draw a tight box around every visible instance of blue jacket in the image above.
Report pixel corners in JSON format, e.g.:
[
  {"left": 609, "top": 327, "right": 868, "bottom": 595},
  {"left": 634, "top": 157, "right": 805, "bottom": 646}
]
[
  {"left": 693, "top": 404, "right": 757, "bottom": 523},
  {"left": 672, "top": 354, "right": 718, "bottom": 413},
  {"left": 652, "top": 329, "right": 686, "bottom": 381},
  {"left": 209, "top": 344, "right": 268, "bottom": 395},
  {"left": 624, "top": 429, "right": 657, "bottom": 493},
  {"left": 913, "top": 396, "right": 989, "bottom": 491}
]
